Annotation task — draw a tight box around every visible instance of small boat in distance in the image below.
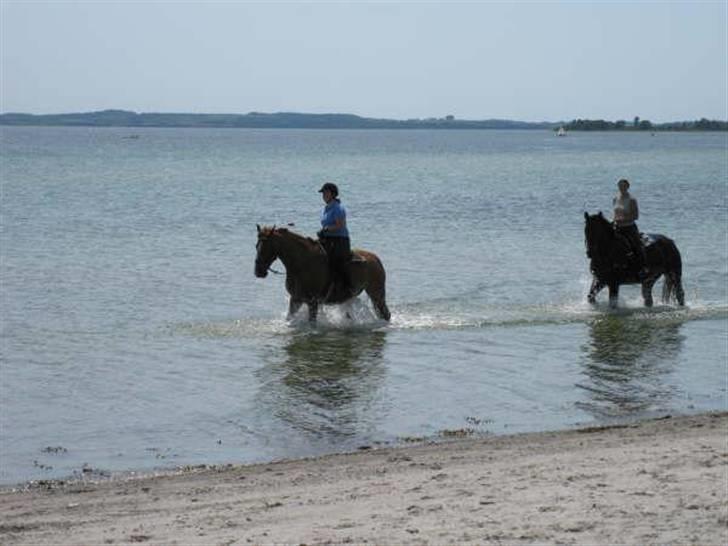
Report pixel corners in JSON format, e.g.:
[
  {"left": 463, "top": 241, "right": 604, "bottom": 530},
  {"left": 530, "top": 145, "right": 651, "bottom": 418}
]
[{"left": 556, "top": 126, "right": 567, "bottom": 137}]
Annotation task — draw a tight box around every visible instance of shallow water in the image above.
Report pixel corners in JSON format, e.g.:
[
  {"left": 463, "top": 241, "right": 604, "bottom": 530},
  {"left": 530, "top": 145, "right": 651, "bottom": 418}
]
[{"left": 1, "top": 127, "right": 726, "bottom": 484}]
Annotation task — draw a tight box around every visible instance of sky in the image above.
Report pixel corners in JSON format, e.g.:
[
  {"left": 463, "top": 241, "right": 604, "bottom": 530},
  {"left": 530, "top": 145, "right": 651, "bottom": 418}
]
[{"left": 1, "top": 1, "right": 726, "bottom": 122}]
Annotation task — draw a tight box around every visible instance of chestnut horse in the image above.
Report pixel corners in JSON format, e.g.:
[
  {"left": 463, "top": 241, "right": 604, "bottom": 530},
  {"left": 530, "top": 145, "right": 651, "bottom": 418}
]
[
  {"left": 254, "top": 225, "right": 391, "bottom": 322},
  {"left": 584, "top": 212, "right": 685, "bottom": 308}
]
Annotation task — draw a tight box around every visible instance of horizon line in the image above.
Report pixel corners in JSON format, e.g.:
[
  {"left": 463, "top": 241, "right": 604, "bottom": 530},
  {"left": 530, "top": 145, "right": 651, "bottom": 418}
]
[{"left": 2, "top": 109, "right": 725, "bottom": 124}]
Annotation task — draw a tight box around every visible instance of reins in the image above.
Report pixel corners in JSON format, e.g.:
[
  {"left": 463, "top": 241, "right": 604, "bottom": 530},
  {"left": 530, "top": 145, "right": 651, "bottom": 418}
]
[{"left": 257, "top": 224, "right": 320, "bottom": 276}]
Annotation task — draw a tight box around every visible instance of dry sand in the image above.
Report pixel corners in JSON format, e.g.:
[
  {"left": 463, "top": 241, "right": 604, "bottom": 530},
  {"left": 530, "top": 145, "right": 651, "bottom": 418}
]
[{"left": 1, "top": 412, "right": 726, "bottom": 545}]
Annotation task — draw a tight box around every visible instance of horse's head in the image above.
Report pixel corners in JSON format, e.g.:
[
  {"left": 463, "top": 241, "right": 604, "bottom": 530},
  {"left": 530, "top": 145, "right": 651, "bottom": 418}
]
[
  {"left": 255, "top": 224, "right": 279, "bottom": 278},
  {"left": 584, "top": 211, "right": 614, "bottom": 260}
]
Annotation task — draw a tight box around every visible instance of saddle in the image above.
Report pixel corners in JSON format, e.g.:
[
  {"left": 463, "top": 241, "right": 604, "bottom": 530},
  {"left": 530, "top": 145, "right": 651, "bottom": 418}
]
[{"left": 614, "top": 230, "right": 657, "bottom": 252}]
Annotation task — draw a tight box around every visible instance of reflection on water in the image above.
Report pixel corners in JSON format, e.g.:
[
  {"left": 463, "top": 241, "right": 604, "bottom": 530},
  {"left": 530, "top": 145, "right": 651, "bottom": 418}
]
[
  {"left": 256, "top": 329, "right": 387, "bottom": 440},
  {"left": 577, "top": 315, "right": 685, "bottom": 419}
]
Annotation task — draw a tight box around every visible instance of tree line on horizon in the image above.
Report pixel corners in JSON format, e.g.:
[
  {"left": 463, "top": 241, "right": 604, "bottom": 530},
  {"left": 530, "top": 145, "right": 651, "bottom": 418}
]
[
  {"left": 562, "top": 116, "right": 727, "bottom": 131},
  {"left": 0, "top": 110, "right": 551, "bottom": 129}
]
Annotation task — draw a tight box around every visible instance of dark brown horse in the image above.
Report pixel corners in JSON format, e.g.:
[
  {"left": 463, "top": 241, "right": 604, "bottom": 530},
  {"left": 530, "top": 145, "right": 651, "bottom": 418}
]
[
  {"left": 584, "top": 212, "right": 685, "bottom": 308},
  {"left": 254, "top": 225, "right": 391, "bottom": 322}
]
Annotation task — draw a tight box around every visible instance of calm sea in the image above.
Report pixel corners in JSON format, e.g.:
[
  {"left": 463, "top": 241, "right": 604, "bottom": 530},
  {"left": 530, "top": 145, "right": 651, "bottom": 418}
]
[{"left": 1, "top": 127, "right": 726, "bottom": 484}]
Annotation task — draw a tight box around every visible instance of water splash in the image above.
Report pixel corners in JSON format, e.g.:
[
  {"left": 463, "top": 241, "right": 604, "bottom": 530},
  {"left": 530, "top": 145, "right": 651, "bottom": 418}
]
[{"left": 173, "top": 296, "right": 727, "bottom": 340}]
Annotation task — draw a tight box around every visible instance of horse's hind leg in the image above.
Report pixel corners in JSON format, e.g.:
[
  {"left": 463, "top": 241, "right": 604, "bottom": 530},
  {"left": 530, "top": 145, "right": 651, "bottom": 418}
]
[
  {"left": 662, "top": 271, "right": 685, "bottom": 306},
  {"left": 366, "top": 285, "right": 391, "bottom": 321},
  {"left": 374, "top": 297, "right": 391, "bottom": 321},
  {"left": 641, "top": 278, "right": 657, "bottom": 307},
  {"left": 675, "top": 280, "right": 685, "bottom": 306},
  {"left": 608, "top": 283, "right": 619, "bottom": 308},
  {"left": 307, "top": 302, "right": 319, "bottom": 323}
]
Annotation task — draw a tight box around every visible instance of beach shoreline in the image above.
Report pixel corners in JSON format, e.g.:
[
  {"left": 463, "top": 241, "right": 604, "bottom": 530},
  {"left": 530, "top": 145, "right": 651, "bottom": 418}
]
[{"left": 2, "top": 412, "right": 726, "bottom": 545}]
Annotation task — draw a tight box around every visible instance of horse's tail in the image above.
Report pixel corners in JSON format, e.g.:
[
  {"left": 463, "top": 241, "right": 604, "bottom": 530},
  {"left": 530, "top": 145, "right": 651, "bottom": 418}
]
[{"left": 661, "top": 238, "right": 685, "bottom": 306}]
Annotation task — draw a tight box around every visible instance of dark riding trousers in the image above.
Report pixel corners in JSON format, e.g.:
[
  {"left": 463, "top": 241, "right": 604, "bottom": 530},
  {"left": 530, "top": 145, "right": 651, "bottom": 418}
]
[
  {"left": 615, "top": 224, "right": 646, "bottom": 267},
  {"left": 320, "top": 236, "right": 351, "bottom": 287}
]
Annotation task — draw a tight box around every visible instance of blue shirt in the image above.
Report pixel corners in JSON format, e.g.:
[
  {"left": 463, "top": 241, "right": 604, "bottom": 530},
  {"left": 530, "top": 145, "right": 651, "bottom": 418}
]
[{"left": 320, "top": 199, "right": 349, "bottom": 238}]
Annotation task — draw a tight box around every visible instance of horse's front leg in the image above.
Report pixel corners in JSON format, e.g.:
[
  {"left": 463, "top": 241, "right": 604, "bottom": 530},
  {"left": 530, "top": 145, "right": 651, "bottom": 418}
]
[
  {"left": 587, "top": 278, "right": 605, "bottom": 304},
  {"left": 287, "top": 299, "right": 303, "bottom": 320},
  {"left": 307, "top": 301, "right": 319, "bottom": 323},
  {"left": 608, "top": 282, "right": 619, "bottom": 308}
]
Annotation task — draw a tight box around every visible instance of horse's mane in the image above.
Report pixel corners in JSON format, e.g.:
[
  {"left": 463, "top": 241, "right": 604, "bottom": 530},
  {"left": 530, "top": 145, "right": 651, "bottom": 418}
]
[
  {"left": 585, "top": 211, "right": 623, "bottom": 267},
  {"left": 585, "top": 212, "right": 615, "bottom": 241},
  {"left": 586, "top": 212, "right": 612, "bottom": 229},
  {"left": 259, "top": 225, "right": 321, "bottom": 252}
]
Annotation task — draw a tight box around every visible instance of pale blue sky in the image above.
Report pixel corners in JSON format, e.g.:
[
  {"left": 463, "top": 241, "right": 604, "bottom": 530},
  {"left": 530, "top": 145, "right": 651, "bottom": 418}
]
[{"left": 1, "top": 1, "right": 726, "bottom": 122}]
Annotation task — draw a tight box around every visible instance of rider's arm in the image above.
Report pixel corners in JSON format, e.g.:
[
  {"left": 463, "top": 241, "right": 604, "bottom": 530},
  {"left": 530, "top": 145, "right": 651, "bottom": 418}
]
[
  {"left": 631, "top": 198, "right": 639, "bottom": 222},
  {"left": 323, "top": 216, "right": 346, "bottom": 232}
]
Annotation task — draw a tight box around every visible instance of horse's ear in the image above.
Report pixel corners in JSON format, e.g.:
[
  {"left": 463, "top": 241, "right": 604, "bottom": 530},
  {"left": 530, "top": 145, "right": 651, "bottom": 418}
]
[
  {"left": 256, "top": 224, "right": 261, "bottom": 233},
  {"left": 597, "top": 211, "right": 603, "bottom": 218},
  {"left": 584, "top": 212, "right": 589, "bottom": 221}
]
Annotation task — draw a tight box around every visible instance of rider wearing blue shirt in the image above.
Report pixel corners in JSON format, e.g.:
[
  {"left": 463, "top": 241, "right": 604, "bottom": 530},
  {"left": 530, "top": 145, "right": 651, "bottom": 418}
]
[
  {"left": 317, "top": 182, "right": 351, "bottom": 298},
  {"left": 320, "top": 196, "right": 349, "bottom": 238}
]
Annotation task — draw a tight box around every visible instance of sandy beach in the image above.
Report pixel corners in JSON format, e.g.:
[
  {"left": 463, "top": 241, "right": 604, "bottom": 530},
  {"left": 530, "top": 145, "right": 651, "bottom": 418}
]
[{"left": 1, "top": 412, "right": 726, "bottom": 545}]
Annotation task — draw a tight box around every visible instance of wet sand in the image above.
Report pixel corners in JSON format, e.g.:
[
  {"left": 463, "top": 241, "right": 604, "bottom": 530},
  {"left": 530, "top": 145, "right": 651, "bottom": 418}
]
[{"left": 1, "top": 412, "right": 726, "bottom": 545}]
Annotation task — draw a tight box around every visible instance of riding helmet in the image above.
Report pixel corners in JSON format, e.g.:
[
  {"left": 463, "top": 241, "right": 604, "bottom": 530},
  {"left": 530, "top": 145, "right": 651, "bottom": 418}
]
[{"left": 318, "top": 182, "right": 339, "bottom": 197}]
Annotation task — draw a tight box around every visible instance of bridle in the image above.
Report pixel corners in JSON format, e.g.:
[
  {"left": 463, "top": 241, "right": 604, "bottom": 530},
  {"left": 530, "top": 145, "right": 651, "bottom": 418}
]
[
  {"left": 585, "top": 219, "right": 599, "bottom": 259},
  {"left": 255, "top": 232, "right": 283, "bottom": 275},
  {"left": 585, "top": 215, "right": 621, "bottom": 271}
]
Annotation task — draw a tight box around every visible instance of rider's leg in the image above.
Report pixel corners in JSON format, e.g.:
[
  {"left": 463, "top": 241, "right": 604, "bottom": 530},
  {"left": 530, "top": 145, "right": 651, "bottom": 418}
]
[
  {"left": 334, "top": 237, "right": 352, "bottom": 291},
  {"left": 628, "top": 225, "right": 648, "bottom": 276},
  {"left": 619, "top": 225, "right": 646, "bottom": 276},
  {"left": 320, "top": 238, "right": 337, "bottom": 300},
  {"left": 321, "top": 237, "right": 352, "bottom": 301}
]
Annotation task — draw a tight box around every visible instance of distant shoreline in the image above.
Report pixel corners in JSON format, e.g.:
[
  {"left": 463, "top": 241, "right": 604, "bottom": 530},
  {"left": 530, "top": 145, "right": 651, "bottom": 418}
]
[
  {"left": 1, "top": 110, "right": 725, "bottom": 131},
  {"left": 0, "top": 110, "right": 554, "bottom": 130}
]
